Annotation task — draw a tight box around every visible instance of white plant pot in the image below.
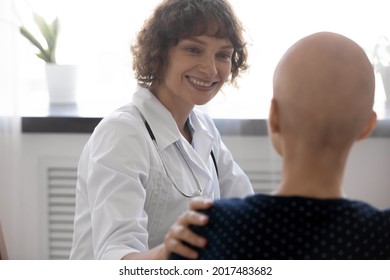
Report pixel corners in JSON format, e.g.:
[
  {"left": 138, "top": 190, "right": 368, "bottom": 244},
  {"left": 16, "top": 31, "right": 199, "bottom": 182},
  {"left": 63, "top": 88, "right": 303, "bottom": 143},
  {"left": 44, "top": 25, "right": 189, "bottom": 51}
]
[{"left": 45, "top": 64, "right": 78, "bottom": 105}]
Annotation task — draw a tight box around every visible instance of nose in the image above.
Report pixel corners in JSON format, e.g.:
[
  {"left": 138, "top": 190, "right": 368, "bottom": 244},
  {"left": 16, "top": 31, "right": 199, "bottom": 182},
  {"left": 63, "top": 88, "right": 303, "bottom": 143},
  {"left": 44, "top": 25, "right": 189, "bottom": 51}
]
[{"left": 198, "top": 56, "right": 217, "bottom": 78}]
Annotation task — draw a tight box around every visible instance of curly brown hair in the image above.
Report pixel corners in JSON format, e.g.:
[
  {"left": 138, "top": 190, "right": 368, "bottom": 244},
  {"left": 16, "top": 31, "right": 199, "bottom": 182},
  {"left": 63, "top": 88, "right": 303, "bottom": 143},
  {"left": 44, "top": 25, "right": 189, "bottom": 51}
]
[{"left": 131, "top": 0, "right": 249, "bottom": 87}]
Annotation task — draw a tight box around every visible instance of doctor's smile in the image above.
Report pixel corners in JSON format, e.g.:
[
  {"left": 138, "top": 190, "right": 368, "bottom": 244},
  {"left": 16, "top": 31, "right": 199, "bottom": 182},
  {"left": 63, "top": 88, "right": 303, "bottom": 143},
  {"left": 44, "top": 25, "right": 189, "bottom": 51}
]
[{"left": 187, "top": 76, "right": 217, "bottom": 88}]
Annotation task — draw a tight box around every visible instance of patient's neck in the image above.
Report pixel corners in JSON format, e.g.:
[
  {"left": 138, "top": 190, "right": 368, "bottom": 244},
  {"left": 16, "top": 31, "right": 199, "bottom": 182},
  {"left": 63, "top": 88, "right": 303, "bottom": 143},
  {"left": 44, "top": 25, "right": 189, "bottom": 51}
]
[{"left": 275, "top": 152, "right": 347, "bottom": 199}]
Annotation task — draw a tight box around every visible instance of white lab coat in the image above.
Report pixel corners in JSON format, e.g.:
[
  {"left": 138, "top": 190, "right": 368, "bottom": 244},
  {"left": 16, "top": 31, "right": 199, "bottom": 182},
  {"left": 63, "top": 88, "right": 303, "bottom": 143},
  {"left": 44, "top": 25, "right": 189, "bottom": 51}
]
[{"left": 70, "top": 86, "right": 254, "bottom": 259}]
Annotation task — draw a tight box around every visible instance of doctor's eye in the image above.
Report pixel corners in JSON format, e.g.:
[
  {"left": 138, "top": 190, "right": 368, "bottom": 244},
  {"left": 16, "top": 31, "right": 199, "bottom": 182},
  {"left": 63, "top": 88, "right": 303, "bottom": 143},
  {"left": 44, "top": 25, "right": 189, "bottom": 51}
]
[
  {"left": 217, "top": 51, "right": 233, "bottom": 61},
  {"left": 185, "top": 47, "right": 202, "bottom": 55}
]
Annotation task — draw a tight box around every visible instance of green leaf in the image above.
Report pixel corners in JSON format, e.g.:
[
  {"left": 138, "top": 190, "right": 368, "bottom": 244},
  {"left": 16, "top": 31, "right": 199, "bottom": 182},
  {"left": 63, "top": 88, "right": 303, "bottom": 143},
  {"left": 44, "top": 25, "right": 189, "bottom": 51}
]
[
  {"left": 20, "top": 26, "right": 43, "bottom": 51},
  {"left": 32, "top": 13, "right": 58, "bottom": 63},
  {"left": 20, "top": 25, "right": 51, "bottom": 62},
  {"left": 36, "top": 52, "right": 49, "bottom": 61},
  {"left": 48, "top": 17, "right": 59, "bottom": 63},
  {"left": 50, "top": 17, "right": 59, "bottom": 43},
  {"left": 33, "top": 13, "right": 51, "bottom": 46}
]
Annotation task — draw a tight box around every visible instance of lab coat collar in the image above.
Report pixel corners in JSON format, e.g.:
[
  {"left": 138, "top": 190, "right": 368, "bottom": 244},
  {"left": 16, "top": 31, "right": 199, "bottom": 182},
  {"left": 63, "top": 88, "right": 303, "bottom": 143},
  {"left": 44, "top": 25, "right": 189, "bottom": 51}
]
[
  {"left": 132, "top": 86, "right": 179, "bottom": 150},
  {"left": 188, "top": 110, "right": 214, "bottom": 163},
  {"left": 177, "top": 112, "right": 215, "bottom": 185},
  {"left": 132, "top": 86, "right": 214, "bottom": 156}
]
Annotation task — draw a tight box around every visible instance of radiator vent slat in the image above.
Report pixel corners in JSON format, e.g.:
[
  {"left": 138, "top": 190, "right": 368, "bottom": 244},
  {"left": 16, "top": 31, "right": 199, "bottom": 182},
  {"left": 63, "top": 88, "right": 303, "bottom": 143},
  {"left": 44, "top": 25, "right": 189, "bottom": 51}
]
[{"left": 47, "top": 166, "right": 77, "bottom": 260}]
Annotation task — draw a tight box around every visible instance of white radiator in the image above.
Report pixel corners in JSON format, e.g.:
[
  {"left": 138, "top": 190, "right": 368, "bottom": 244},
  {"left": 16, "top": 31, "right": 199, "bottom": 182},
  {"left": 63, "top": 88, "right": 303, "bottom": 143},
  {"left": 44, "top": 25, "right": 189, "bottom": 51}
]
[
  {"left": 42, "top": 158, "right": 281, "bottom": 259},
  {"left": 42, "top": 160, "right": 78, "bottom": 260}
]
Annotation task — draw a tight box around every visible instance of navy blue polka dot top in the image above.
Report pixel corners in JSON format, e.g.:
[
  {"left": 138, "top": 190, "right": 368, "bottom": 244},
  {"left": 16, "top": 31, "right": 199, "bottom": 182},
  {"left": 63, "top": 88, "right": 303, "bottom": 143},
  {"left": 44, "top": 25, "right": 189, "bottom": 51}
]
[{"left": 170, "top": 194, "right": 390, "bottom": 260}]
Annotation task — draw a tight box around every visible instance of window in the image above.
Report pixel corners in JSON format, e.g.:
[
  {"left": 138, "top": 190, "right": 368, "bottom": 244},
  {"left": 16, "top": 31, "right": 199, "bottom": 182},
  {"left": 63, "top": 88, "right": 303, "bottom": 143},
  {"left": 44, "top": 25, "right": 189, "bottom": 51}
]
[{"left": 11, "top": 0, "right": 390, "bottom": 118}]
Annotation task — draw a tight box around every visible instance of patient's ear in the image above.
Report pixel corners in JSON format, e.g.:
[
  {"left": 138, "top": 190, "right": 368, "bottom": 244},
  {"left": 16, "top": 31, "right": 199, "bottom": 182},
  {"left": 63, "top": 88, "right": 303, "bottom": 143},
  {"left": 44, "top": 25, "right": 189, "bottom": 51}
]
[
  {"left": 356, "top": 111, "right": 377, "bottom": 141},
  {"left": 268, "top": 98, "right": 280, "bottom": 134},
  {"left": 268, "top": 98, "right": 283, "bottom": 156}
]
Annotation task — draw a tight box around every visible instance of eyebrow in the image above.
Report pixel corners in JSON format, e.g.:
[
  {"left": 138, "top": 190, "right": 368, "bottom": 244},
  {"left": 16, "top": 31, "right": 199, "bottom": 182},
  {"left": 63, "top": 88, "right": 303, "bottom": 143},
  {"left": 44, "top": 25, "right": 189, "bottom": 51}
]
[{"left": 184, "top": 37, "right": 234, "bottom": 50}]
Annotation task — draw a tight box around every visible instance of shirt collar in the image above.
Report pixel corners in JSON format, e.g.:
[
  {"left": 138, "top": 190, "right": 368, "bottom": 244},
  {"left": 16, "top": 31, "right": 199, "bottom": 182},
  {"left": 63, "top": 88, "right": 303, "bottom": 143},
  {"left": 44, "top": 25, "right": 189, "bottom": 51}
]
[
  {"left": 188, "top": 110, "right": 214, "bottom": 162},
  {"left": 132, "top": 86, "right": 214, "bottom": 156}
]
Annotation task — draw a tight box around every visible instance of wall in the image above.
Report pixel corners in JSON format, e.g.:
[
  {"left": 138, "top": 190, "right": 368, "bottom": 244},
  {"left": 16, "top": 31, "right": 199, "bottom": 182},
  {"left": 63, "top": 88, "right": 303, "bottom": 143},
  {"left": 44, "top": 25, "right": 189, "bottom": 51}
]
[{"left": 343, "top": 138, "right": 390, "bottom": 208}]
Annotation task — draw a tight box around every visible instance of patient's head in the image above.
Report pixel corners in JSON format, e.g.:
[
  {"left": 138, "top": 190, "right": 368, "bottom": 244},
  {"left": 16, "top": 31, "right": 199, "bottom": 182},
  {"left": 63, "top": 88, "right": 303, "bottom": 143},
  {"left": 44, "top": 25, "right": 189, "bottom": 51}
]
[{"left": 270, "top": 32, "right": 376, "bottom": 155}]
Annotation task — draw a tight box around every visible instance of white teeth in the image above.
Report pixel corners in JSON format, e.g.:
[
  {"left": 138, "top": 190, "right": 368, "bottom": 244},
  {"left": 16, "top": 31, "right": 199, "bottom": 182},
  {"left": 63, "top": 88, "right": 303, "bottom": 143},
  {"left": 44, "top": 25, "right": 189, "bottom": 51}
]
[{"left": 189, "top": 77, "right": 213, "bottom": 87}]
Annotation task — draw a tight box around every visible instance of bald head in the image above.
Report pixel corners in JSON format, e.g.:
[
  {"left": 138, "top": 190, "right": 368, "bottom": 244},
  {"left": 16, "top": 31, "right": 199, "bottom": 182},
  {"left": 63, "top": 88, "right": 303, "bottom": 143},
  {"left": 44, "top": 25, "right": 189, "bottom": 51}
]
[{"left": 272, "top": 32, "right": 376, "bottom": 150}]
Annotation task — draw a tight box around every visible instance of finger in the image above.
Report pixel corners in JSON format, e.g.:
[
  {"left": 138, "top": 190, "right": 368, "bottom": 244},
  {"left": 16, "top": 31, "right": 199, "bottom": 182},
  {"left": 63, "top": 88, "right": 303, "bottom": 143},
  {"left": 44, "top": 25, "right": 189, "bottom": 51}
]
[
  {"left": 180, "top": 227, "right": 207, "bottom": 248},
  {"left": 166, "top": 237, "right": 199, "bottom": 259},
  {"left": 175, "top": 212, "right": 208, "bottom": 246},
  {"left": 165, "top": 224, "right": 204, "bottom": 259},
  {"left": 189, "top": 197, "right": 213, "bottom": 211},
  {"left": 166, "top": 225, "right": 206, "bottom": 257},
  {"left": 179, "top": 209, "right": 208, "bottom": 226},
  {"left": 167, "top": 214, "right": 207, "bottom": 247}
]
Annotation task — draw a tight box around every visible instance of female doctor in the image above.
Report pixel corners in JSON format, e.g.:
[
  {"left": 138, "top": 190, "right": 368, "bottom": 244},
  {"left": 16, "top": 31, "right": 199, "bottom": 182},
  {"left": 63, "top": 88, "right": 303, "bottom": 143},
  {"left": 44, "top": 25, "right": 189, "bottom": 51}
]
[{"left": 70, "top": 0, "right": 254, "bottom": 260}]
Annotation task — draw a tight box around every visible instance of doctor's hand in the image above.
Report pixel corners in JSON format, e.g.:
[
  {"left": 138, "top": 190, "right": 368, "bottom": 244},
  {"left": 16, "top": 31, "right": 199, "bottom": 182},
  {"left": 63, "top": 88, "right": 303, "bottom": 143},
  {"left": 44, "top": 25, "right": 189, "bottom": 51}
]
[
  {"left": 163, "top": 197, "right": 212, "bottom": 259},
  {"left": 122, "top": 198, "right": 212, "bottom": 260}
]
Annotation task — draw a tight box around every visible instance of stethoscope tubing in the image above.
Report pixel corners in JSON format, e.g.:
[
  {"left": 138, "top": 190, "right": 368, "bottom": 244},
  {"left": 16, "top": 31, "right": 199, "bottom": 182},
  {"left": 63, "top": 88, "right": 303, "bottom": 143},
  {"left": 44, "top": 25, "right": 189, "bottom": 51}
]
[{"left": 136, "top": 107, "right": 204, "bottom": 198}]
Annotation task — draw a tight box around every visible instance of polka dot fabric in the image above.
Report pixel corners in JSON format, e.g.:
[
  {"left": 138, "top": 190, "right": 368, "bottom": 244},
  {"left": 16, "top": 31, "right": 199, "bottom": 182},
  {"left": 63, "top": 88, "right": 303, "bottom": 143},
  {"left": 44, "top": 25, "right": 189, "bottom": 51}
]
[{"left": 170, "top": 194, "right": 390, "bottom": 260}]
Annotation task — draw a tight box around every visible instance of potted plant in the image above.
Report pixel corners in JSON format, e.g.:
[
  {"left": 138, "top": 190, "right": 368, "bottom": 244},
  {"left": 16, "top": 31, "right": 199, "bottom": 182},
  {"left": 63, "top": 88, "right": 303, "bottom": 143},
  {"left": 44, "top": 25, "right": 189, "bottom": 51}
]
[
  {"left": 372, "top": 36, "right": 390, "bottom": 106},
  {"left": 20, "top": 12, "right": 77, "bottom": 105}
]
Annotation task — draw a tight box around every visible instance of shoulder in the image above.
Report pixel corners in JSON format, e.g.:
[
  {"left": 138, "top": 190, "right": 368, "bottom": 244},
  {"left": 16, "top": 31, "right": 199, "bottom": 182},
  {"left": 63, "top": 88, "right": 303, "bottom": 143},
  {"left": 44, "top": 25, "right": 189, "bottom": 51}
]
[
  {"left": 204, "top": 194, "right": 270, "bottom": 224},
  {"left": 213, "top": 194, "right": 270, "bottom": 210},
  {"left": 92, "top": 104, "right": 144, "bottom": 139},
  {"left": 345, "top": 199, "right": 390, "bottom": 215},
  {"left": 96, "top": 104, "right": 141, "bottom": 130},
  {"left": 86, "top": 104, "right": 150, "bottom": 153}
]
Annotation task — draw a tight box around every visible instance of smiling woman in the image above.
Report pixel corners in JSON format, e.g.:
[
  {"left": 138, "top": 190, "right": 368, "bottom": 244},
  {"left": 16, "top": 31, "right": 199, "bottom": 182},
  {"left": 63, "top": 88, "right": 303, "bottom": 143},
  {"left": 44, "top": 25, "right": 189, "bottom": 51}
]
[
  {"left": 12, "top": 0, "right": 390, "bottom": 118},
  {"left": 69, "top": 0, "right": 255, "bottom": 260}
]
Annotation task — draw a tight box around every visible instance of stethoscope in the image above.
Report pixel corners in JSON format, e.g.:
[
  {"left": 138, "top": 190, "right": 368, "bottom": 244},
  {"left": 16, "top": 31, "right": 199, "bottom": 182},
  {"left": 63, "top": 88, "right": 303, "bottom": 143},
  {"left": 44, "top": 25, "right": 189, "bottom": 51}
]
[{"left": 136, "top": 107, "right": 218, "bottom": 198}]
